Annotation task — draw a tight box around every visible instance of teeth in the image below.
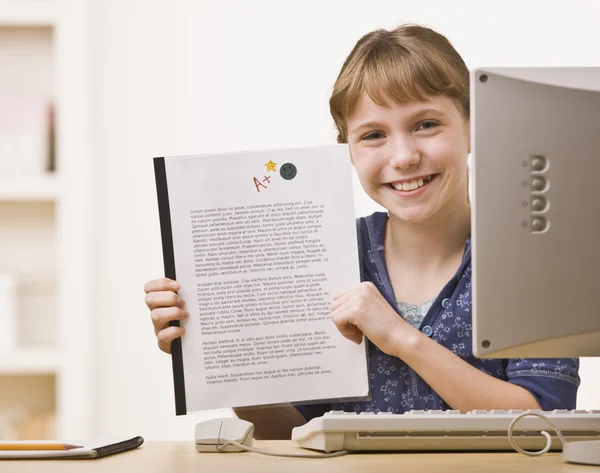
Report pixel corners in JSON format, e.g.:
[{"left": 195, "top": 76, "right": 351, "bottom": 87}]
[{"left": 392, "top": 176, "right": 432, "bottom": 192}]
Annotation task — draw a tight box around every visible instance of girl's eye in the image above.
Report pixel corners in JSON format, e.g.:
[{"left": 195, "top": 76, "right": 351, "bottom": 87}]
[
  {"left": 362, "top": 131, "right": 385, "bottom": 141},
  {"left": 416, "top": 120, "right": 439, "bottom": 131}
]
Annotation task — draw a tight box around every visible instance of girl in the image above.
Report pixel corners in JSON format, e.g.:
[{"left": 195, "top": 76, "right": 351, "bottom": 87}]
[{"left": 144, "top": 24, "right": 579, "bottom": 439}]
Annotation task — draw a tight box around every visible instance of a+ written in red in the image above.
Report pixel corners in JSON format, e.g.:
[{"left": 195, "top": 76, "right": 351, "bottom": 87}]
[{"left": 253, "top": 175, "right": 272, "bottom": 192}]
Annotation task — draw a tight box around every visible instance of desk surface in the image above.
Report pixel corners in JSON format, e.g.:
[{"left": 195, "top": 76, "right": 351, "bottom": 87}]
[{"left": 2, "top": 441, "right": 597, "bottom": 472}]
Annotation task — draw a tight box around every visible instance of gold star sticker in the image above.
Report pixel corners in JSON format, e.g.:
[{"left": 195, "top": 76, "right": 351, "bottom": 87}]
[{"left": 264, "top": 160, "right": 277, "bottom": 172}]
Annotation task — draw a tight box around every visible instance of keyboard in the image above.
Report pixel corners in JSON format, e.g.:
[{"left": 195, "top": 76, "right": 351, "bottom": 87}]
[{"left": 291, "top": 409, "right": 600, "bottom": 453}]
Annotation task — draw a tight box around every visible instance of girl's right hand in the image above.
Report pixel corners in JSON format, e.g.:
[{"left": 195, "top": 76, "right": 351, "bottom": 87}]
[{"left": 144, "top": 278, "right": 188, "bottom": 354}]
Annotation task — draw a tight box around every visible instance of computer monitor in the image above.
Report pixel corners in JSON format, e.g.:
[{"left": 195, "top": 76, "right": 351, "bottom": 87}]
[{"left": 471, "top": 66, "right": 600, "bottom": 359}]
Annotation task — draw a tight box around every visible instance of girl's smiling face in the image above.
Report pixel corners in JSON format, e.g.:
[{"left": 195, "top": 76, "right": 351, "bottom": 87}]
[{"left": 347, "top": 94, "right": 470, "bottom": 223}]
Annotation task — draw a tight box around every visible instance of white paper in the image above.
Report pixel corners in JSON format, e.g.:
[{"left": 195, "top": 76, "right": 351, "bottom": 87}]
[{"left": 163, "top": 144, "right": 369, "bottom": 411}]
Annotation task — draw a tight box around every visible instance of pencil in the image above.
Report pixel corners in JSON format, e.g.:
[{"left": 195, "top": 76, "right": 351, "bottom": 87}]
[{"left": 0, "top": 443, "right": 83, "bottom": 451}]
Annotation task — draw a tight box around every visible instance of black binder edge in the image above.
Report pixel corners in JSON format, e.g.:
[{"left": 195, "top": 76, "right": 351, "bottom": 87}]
[
  {"left": 92, "top": 436, "right": 144, "bottom": 458},
  {"left": 153, "top": 157, "right": 187, "bottom": 416}
]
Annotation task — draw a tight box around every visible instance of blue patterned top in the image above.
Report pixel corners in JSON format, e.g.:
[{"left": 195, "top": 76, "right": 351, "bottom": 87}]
[{"left": 295, "top": 212, "right": 580, "bottom": 419}]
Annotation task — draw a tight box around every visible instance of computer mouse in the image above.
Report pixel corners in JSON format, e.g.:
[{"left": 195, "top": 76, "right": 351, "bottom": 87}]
[{"left": 194, "top": 417, "right": 254, "bottom": 453}]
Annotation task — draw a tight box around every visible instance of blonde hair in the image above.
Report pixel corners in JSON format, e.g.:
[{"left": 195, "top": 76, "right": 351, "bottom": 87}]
[{"left": 330, "top": 24, "right": 470, "bottom": 143}]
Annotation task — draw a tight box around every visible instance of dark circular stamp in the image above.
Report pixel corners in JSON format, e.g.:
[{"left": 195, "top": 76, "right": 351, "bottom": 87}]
[{"left": 280, "top": 163, "right": 297, "bottom": 180}]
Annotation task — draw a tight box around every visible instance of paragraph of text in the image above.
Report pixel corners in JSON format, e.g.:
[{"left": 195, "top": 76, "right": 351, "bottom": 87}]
[
  {"left": 203, "top": 330, "right": 335, "bottom": 371},
  {"left": 197, "top": 272, "right": 330, "bottom": 335},
  {"left": 191, "top": 201, "right": 327, "bottom": 278}
]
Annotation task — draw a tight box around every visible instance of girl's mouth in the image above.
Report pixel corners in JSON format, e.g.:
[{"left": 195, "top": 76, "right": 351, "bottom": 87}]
[{"left": 388, "top": 174, "right": 439, "bottom": 193}]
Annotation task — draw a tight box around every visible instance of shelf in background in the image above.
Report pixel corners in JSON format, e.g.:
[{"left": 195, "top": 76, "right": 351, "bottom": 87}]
[
  {"left": 0, "top": 1, "right": 56, "bottom": 27},
  {"left": 0, "top": 348, "right": 60, "bottom": 375},
  {"left": 0, "top": 173, "right": 60, "bottom": 201}
]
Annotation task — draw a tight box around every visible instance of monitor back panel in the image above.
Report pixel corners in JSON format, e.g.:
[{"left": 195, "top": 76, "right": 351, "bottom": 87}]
[{"left": 471, "top": 67, "right": 600, "bottom": 357}]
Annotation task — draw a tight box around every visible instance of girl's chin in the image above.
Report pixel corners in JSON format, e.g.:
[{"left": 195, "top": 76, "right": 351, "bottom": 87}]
[
  {"left": 389, "top": 212, "right": 432, "bottom": 224},
  {"left": 384, "top": 205, "right": 432, "bottom": 222}
]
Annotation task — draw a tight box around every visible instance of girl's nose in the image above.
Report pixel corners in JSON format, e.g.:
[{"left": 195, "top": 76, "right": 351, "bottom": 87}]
[{"left": 388, "top": 136, "right": 420, "bottom": 169}]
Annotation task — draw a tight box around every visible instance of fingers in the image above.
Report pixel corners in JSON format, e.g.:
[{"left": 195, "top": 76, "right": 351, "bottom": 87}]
[
  {"left": 145, "top": 290, "right": 185, "bottom": 311},
  {"left": 330, "top": 283, "right": 377, "bottom": 345},
  {"left": 331, "top": 281, "right": 375, "bottom": 312},
  {"left": 331, "top": 288, "right": 358, "bottom": 343},
  {"left": 144, "top": 278, "right": 180, "bottom": 294},
  {"left": 145, "top": 278, "right": 187, "bottom": 354},
  {"left": 157, "top": 325, "right": 186, "bottom": 354},
  {"left": 330, "top": 290, "right": 353, "bottom": 312},
  {"left": 337, "top": 322, "right": 364, "bottom": 344},
  {"left": 332, "top": 282, "right": 376, "bottom": 305},
  {"left": 151, "top": 306, "right": 189, "bottom": 335},
  {"left": 331, "top": 303, "right": 364, "bottom": 344},
  {"left": 332, "top": 284, "right": 357, "bottom": 302}
]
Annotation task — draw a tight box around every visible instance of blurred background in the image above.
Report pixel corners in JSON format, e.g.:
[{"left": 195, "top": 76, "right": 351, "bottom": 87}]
[{"left": 0, "top": 0, "right": 599, "bottom": 442}]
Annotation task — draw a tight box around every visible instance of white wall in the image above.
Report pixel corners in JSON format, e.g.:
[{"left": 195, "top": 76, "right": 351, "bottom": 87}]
[{"left": 90, "top": 0, "right": 600, "bottom": 440}]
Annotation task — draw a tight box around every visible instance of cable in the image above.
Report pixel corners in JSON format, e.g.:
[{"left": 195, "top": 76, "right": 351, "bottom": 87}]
[
  {"left": 216, "top": 440, "right": 350, "bottom": 458},
  {"left": 507, "top": 412, "right": 568, "bottom": 456}
]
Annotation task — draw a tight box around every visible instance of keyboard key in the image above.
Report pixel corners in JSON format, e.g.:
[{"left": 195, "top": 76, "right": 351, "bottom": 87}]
[
  {"left": 467, "top": 410, "right": 489, "bottom": 415},
  {"left": 405, "top": 410, "right": 426, "bottom": 415},
  {"left": 507, "top": 409, "right": 524, "bottom": 414},
  {"left": 445, "top": 410, "right": 461, "bottom": 415},
  {"left": 552, "top": 409, "right": 570, "bottom": 414},
  {"left": 490, "top": 410, "right": 508, "bottom": 415}
]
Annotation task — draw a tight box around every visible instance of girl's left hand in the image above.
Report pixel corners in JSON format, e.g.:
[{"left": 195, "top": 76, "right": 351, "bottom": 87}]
[{"left": 330, "top": 281, "right": 413, "bottom": 357}]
